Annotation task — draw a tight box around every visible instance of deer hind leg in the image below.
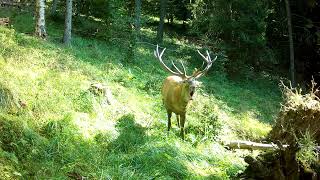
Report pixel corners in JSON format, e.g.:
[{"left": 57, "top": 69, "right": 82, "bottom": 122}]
[
  {"left": 176, "top": 114, "right": 180, "bottom": 128},
  {"left": 180, "top": 114, "right": 186, "bottom": 140},
  {"left": 167, "top": 110, "right": 172, "bottom": 132}
]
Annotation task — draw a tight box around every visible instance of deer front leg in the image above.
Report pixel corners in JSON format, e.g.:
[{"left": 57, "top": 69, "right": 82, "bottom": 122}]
[
  {"left": 180, "top": 113, "right": 186, "bottom": 140},
  {"left": 167, "top": 110, "right": 172, "bottom": 132},
  {"left": 176, "top": 114, "right": 180, "bottom": 128}
]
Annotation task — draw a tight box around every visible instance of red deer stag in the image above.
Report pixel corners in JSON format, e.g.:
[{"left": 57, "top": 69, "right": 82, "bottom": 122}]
[{"left": 154, "top": 45, "right": 217, "bottom": 139}]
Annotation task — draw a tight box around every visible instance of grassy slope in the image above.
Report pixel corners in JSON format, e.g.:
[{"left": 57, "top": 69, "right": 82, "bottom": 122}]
[{"left": 0, "top": 9, "right": 281, "bottom": 179}]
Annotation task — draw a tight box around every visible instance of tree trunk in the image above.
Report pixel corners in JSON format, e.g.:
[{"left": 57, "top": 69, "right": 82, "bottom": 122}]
[
  {"left": 63, "top": 0, "right": 72, "bottom": 45},
  {"left": 125, "top": 0, "right": 136, "bottom": 64},
  {"left": 134, "top": 0, "right": 141, "bottom": 41},
  {"left": 157, "top": 0, "right": 167, "bottom": 44},
  {"left": 51, "top": 0, "right": 58, "bottom": 16},
  {"left": 285, "top": 0, "right": 295, "bottom": 87},
  {"left": 35, "top": 0, "right": 47, "bottom": 39}
]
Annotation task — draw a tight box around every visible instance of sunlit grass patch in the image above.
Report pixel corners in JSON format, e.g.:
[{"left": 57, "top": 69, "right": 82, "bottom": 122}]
[{"left": 234, "top": 112, "right": 272, "bottom": 140}]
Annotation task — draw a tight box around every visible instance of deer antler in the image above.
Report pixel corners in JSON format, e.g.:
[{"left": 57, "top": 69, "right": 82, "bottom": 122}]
[
  {"left": 154, "top": 45, "right": 189, "bottom": 78},
  {"left": 192, "top": 50, "right": 217, "bottom": 79}
]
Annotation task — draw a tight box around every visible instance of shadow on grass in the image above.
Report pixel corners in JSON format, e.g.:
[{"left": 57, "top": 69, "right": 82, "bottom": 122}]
[
  {"left": 104, "top": 114, "right": 190, "bottom": 179},
  {"left": 107, "top": 114, "right": 147, "bottom": 153}
]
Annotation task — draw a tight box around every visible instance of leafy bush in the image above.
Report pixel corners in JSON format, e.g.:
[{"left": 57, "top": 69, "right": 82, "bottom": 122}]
[{"left": 296, "top": 132, "right": 318, "bottom": 169}]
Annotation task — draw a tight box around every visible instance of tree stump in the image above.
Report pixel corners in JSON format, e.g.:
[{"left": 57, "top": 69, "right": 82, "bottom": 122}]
[
  {"left": 89, "top": 83, "right": 115, "bottom": 105},
  {"left": 0, "top": 18, "right": 10, "bottom": 26}
]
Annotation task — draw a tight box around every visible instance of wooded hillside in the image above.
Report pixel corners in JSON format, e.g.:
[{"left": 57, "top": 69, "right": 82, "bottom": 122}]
[{"left": 0, "top": 0, "right": 319, "bottom": 179}]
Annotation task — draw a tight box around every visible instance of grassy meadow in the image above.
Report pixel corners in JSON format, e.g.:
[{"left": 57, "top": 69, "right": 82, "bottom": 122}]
[{"left": 0, "top": 8, "right": 282, "bottom": 179}]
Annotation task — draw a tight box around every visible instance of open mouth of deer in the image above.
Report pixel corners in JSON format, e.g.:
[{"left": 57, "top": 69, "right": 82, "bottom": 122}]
[{"left": 190, "top": 91, "right": 194, "bottom": 100}]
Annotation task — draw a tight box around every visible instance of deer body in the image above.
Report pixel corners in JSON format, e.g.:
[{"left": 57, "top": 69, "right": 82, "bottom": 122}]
[
  {"left": 162, "top": 76, "right": 189, "bottom": 114},
  {"left": 162, "top": 75, "right": 191, "bottom": 138},
  {"left": 154, "top": 45, "right": 216, "bottom": 139}
]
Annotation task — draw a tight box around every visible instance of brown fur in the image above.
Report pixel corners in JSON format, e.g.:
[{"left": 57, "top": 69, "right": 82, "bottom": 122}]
[{"left": 162, "top": 76, "right": 193, "bottom": 139}]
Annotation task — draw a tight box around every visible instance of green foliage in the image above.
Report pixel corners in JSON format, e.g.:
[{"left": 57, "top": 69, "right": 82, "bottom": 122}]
[
  {"left": 74, "top": 0, "right": 110, "bottom": 20},
  {"left": 296, "top": 132, "right": 318, "bottom": 168},
  {"left": 0, "top": 147, "right": 21, "bottom": 180},
  {"left": 188, "top": 94, "right": 222, "bottom": 143},
  {"left": 143, "top": 0, "right": 191, "bottom": 21},
  {"left": 265, "top": 0, "right": 287, "bottom": 66},
  {"left": 167, "top": 0, "right": 191, "bottom": 21},
  {"left": 142, "top": 0, "right": 160, "bottom": 18},
  {"left": 191, "top": 0, "right": 272, "bottom": 74}
]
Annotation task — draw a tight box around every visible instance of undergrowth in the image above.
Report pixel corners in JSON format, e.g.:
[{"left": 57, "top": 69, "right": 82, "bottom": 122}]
[{"left": 0, "top": 8, "right": 281, "bottom": 179}]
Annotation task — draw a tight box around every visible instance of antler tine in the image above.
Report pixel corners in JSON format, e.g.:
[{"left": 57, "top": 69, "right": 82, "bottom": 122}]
[
  {"left": 160, "top": 47, "right": 166, "bottom": 58},
  {"left": 171, "top": 60, "right": 183, "bottom": 74},
  {"left": 154, "top": 45, "right": 187, "bottom": 78},
  {"left": 155, "top": 45, "right": 166, "bottom": 59},
  {"left": 197, "top": 50, "right": 207, "bottom": 62},
  {"left": 213, "top": 55, "right": 218, "bottom": 62},
  {"left": 154, "top": 45, "right": 159, "bottom": 57},
  {"left": 179, "top": 60, "right": 187, "bottom": 77},
  {"left": 194, "top": 50, "right": 216, "bottom": 79},
  {"left": 206, "top": 50, "right": 211, "bottom": 62}
]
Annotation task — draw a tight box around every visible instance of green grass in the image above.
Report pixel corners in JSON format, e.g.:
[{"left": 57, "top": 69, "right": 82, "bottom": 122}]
[{"left": 0, "top": 8, "right": 281, "bottom": 179}]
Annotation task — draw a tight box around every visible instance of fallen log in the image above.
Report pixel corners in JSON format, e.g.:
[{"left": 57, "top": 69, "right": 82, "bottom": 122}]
[
  {"left": 222, "top": 140, "right": 320, "bottom": 151},
  {"left": 222, "top": 140, "right": 287, "bottom": 150},
  {"left": 0, "top": 2, "right": 20, "bottom": 8}
]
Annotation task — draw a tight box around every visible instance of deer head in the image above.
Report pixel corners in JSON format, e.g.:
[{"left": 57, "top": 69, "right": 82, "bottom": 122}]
[{"left": 154, "top": 45, "right": 217, "bottom": 101}]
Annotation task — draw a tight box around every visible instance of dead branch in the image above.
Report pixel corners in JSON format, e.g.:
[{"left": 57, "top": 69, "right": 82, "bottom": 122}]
[{"left": 222, "top": 140, "right": 289, "bottom": 150}]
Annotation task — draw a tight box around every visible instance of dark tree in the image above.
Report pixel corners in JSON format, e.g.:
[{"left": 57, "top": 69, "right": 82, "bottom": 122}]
[
  {"left": 35, "top": 0, "right": 47, "bottom": 39},
  {"left": 167, "top": 0, "right": 190, "bottom": 24},
  {"left": 63, "top": 0, "right": 72, "bottom": 45},
  {"left": 51, "top": 0, "right": 59, "bottom": 16},
  {"left": 135, "top": 0, "right": 141, "bottom": 40},
  {"left": 285, "top": 0, "right": 295, "bottom": 87},
  {"left": 157, "top": 0, "right": 168, "bottom": 43}
]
